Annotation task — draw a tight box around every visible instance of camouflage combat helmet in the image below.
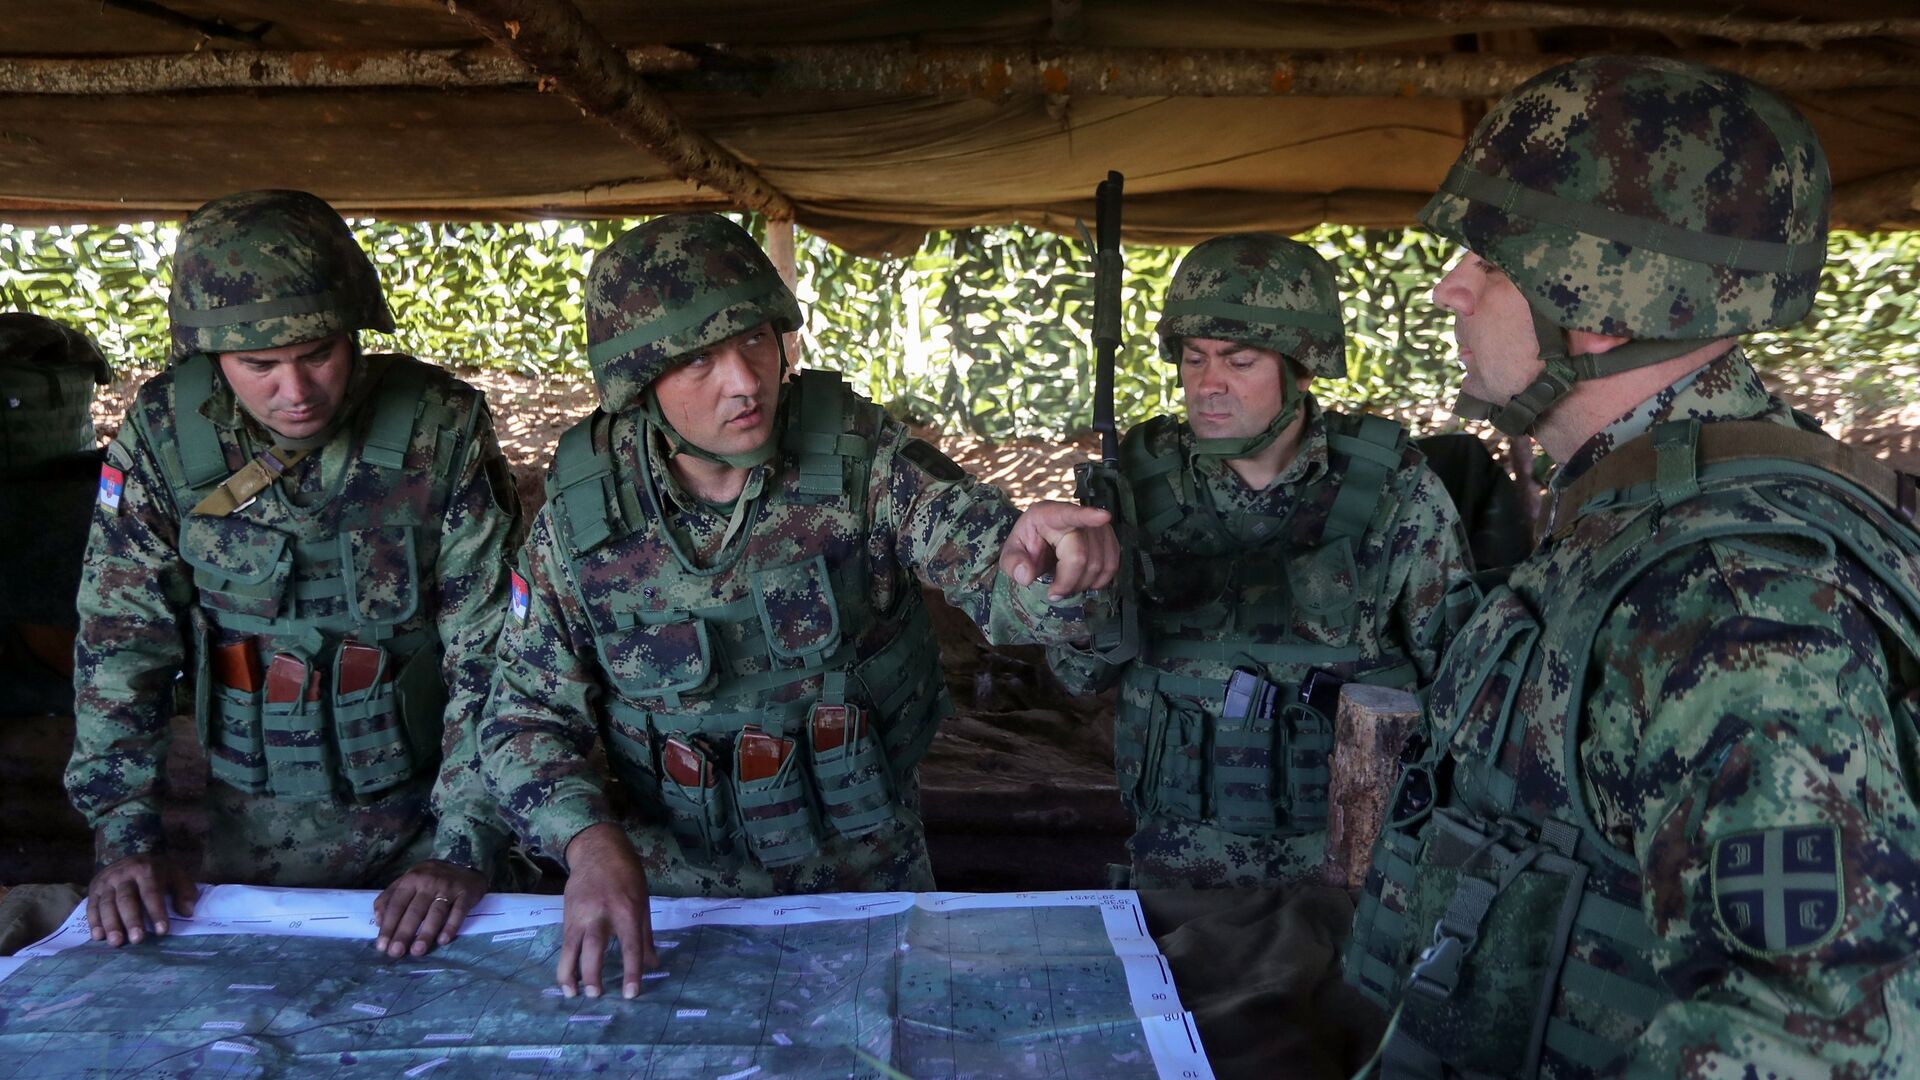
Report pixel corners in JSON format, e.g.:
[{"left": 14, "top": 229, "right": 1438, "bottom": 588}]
[
  {"left": 169, "top": 190, "right": 395, "bottom": 365},
  {"left": 1157, "top": 233, "right": 1346, "bottom": 378},
  {"left": 1419, "top": 55, "right": 1830, "bottom": 436},
  {"left": 585, "top": 213, "right": 802, "bottom": 417},
  {"left": 0, "top": 312, "right": 112, "bottom": 471},
  {"left": 1159, "top": 233, "right": 1345, "bottom": 459}
]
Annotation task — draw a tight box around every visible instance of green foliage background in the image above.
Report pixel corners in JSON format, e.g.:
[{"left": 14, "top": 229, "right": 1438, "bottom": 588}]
[{"left": 2, "top": 219, "right": 1915, "bottom": 440}]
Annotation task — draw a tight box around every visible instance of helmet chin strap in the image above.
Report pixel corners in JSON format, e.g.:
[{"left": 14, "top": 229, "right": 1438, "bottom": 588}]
[
  {"left": 640, "top": 336, "right": 789, "bottom": 470},
  {"left": 1190, "top": 362, "right": 1300, "bottom": 460},
  {"left": 1453, "top": 304, "right": 1715, "bottom": 438}
]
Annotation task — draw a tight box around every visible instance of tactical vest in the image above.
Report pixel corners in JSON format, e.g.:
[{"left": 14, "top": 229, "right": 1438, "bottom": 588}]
[
  {"left": 1345, "top": 417, "right": 1920, "bottom": 1079},
  {"left": 1114, "top": 410, "right": 1420, "bottom": 837},
  {"left": 544, "top": 370, "right": 950, "bottom": 870},
  {"left": 141, "top": 353, "right": 470, "bottom": 802}
]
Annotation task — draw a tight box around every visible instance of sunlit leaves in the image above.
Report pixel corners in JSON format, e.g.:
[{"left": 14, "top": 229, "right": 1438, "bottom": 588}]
[{"left": 3, "top": 220, "right": 1914, "bottom": 441}]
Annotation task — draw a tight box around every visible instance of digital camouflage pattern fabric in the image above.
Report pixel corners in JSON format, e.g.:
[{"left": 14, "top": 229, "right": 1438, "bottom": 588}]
[
  {"left": 1417, "top": 55, "right": 1834, "bottom": 439},
  {"left": 68, "top": 190, "right": 522, "bottom": 888},
  {"left": 1348, "top": 55, "right": 1920, "bottom": 1079},
  {"left": 1155, "top": 232, "right": 1347, "bottom": 377},
  {"left": 1418, "top": 55, "right": 1829, "bottom": 342},
  {"left": 68, "top": 351, "right": 524, "bottom": 886},
  {"left": 1348, "top": 349, "right": 1920, "bottom": 1077},
  {"left": 1051, "top": 396, "right": 1473, "bottom": 889},
  {"left": 168, "top": 190, "right": 395, "bottom": 364},
  {"left": 583, "top": 214, "right": 802, "bottom": 416},
  {"left": 479, "top": 375, "right": 1097, "bottom": 897}
]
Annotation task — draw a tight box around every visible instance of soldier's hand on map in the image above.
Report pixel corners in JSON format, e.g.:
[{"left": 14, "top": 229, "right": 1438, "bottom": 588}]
[
  {"left": 86, "top": 853, "right": 197, "bottom": 947},
  {"left": 373, "top": 859, "right": 489, "bottom": 958},
  {"left": 999, "top": 502, "right": 1118, "bottom": 600},
  {"left": 559, "top": 823, "right": 658, "bottom": 999}
]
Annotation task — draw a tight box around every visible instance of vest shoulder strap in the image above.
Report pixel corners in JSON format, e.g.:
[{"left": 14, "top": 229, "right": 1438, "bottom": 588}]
[
  {"left": 547, "top": 409, "right": 620, "bottom": 557},
  {"left": 1523, "top": 464, "right": 1920, "bottom": 877},
  {"left": 167, "top": 353, "right": 447, "bottom": 507},
  {"left": 1553, "top": 418, "right": 1920, "bottom": 542},
  {"left": 1118, "top": 415, "right": 1186, "bottom": 537},
  {"left": 781, "top": 369, "right": 872, "bottom": 502},
  {"left": 171, "top": 353, "right": 229, "bottom": 492},
  {"left": 1321, "top": 411, "right": 1408, "bottom": 545},
  {"left": 361, "top": 354, "right": 430, "bottom": 472}
]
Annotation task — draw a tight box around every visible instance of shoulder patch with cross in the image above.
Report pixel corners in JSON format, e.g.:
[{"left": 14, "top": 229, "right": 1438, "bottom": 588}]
[{"left": 1709, "top": 824, "right": 1844, "bottom": 957}]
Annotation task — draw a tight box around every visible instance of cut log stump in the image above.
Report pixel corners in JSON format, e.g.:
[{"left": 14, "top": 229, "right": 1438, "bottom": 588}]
[{"left": 1323, "top": 683, "right": 1422, "bottom": 891}]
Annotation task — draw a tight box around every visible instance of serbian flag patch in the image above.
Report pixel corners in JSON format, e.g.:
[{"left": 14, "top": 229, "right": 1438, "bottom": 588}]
[
  {"left": 509, "top": 570, "right": 530, "bottom": 623},
  {"left": 97, "top": 464, "right": 125, "bottom": 513}
]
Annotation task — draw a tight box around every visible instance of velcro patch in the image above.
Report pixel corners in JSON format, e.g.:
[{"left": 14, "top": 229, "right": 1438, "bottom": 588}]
[
  {"left": 899, "top": 438, "right": 966, "bottom": 482},
  {"left": 1710, "top": 824, "right": 1843, "bottom": 957},
  {"left": 509, "top": 570, "right": 530, "bottom": 623},
  {"left": 97, "top": 464, "right": 125, "bottom": 514}
]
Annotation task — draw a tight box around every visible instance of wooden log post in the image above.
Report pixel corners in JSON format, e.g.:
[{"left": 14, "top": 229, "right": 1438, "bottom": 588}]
[
  {"left": 1323, "top": 683, "right": 1423, "bottom": 891},
  {"left": 764, "top": 218, "right": 804, "bottom": 362}
]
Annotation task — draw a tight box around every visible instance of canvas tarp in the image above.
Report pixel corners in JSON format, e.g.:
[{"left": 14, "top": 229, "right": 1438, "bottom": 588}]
[{"left": 2, "top": 1, "right": 1918, "bottom": 254}]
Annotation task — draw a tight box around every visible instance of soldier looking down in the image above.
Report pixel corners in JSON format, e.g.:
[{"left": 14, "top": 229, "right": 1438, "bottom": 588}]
[
  {"left": 474, "top": 213, "right": 1119, "bottom": 1000},
  {"left": 1049, "top": 233, "right": 1475, "bottom": 889},
  {"left": 67, "top": 190, "right": 525, "bottom": 960},
  {"left": 1343, "top": 56, "right": 1920, "bottom": 1077}
]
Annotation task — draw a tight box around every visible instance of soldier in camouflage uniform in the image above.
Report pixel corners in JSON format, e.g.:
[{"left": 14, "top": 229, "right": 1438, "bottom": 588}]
[
  {"left": 1048, "top": 234, "right": 1474, "bottom": 889},
  {"left": 67, "top": 190, "right": 524, "bottom": 959},
  {"left": 1343, "top": 57, "right": 1920, "bottom": 1077},
  {"left": 1, "top": 313, "right": 113, "bottom": 715},
  {"left": 476, "top": 213, "right": 1117, "bottom": 999},
  {"left": 0, "top": 312, "right": 111, "bottom": 473}
]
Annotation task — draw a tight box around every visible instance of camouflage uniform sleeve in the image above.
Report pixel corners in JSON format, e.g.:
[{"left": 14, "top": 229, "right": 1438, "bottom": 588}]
[
  {"left": 475, "top": 505, "right": 618, "bottom": 868},
  {"left": 426, "top": 397, "right": 526, "bottom": 880},
  {"left": 1581, "top": 541, "right": 1920, "bottom": 1077},
  {"left": 65, "top": 415, "right": 197, "bottom": 868},
  {"left": 869, "top": 423, "right": 1093, "bottom": 647},
  {"left": 1372, "top": 461, "right": 1475, "bottom": 687}
]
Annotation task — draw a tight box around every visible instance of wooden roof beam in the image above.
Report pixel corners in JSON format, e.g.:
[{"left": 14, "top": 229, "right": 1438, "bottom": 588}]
[
  {"left": 1289, "top": 1, "right": 1920, "bottom": 47},
  {"left": 441, "top": 0, "right": 797, "bottom": 221},
  {"left": 1832, "top": 166, "right": 1920, "bottom": 230},
  {"left": 697, "top": 44, "right": 1920, "bottom": 97},
  {"left": 4, "top": 43, "right": 1916, "bottom": 98},
  {"left": 0, "top": 45, "right": 695, "bottom": 95}
]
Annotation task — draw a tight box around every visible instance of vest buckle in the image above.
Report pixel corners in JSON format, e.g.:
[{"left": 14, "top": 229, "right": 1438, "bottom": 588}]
[{"left": 1406, "top": 922, "right": 1470, "bottom": 1002}]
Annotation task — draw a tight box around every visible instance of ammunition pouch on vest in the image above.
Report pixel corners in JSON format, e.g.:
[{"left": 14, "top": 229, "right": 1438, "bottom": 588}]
[
  {"left": 1347, "top": 416, "right": 1920, "bottom": 1078},
  {"left": 546, "top": 370, "right": 950, "bottom": 870},
  {"left": 152, "top": 353, "right": 465, "bottom": 801},
  {"left": 1114, "top": 410, "right": 1417, "bottom": 838}
]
